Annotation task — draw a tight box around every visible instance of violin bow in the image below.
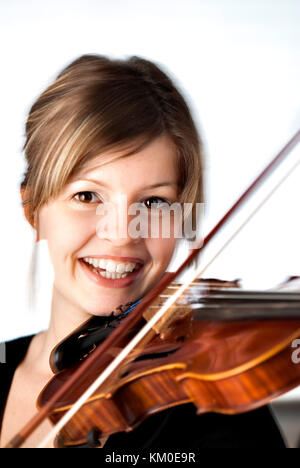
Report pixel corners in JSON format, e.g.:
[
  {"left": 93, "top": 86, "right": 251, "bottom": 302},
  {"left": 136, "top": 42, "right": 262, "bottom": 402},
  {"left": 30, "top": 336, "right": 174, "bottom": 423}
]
[{"left": 6, "top": 128, "right": 300, "bottom": 448}]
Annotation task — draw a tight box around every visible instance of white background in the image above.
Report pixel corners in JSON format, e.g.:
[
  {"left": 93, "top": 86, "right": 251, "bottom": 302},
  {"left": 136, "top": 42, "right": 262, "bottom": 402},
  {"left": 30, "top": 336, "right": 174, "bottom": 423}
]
[
  {"left": 0, "top": 0, "right": 300, "bottom": 443},
  {"left": 0, "top": 0, "right": 299, "bottom": 344}
]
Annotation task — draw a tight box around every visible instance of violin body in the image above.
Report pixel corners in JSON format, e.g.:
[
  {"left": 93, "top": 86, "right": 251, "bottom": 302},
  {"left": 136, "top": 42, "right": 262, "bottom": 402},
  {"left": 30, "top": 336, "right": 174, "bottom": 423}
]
[{"left": 37, "top": 279, "right": 300, "bottom": 448}]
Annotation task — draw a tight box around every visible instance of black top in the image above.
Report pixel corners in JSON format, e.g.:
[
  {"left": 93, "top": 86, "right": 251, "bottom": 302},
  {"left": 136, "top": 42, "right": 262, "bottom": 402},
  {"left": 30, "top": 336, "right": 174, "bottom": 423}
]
[{"left": 0, "top": 335, "right": 287, "bottom": 448}]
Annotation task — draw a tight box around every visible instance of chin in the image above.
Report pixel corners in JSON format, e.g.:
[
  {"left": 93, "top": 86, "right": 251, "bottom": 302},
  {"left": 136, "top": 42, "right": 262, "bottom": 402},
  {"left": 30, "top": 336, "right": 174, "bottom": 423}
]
[{"left": 80, "top": 296, "right": 127, "bottom": 317}]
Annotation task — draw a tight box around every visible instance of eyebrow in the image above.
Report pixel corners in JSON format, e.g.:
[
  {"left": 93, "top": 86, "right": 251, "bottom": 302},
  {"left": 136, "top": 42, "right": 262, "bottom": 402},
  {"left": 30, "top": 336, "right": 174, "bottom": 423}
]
[{"left": 74, "top": 178, "right": 178, "bottom": 190}]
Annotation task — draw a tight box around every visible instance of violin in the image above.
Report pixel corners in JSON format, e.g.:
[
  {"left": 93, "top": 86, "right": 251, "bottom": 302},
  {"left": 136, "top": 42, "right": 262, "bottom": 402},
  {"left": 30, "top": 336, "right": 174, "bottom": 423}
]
[
  {"left": 6, "top": 129, "right": 300, "bottom": 448},
  {"left": 40, "top": 277, "right": 300, "bottom": 449}
]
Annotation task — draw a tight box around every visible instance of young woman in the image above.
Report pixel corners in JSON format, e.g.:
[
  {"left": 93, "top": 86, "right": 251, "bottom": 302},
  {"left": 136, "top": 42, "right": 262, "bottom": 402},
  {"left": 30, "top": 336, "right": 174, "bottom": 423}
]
[{"left": 0, "top": 54, "right": 286, "bottom": 448}]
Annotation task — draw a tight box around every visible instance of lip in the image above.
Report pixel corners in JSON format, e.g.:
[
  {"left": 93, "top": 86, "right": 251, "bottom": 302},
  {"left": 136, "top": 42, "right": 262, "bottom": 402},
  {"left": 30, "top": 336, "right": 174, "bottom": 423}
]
[
  {"left": 79, "top": 258, "right": 144, "bottom": 289},
  {"left": 80, "top": 254, "right": 144, "bottom": 265}
]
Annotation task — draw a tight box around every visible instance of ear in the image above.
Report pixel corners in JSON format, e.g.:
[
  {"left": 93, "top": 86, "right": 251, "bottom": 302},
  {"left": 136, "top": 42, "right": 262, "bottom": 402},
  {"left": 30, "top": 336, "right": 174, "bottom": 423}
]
[{"left": 20, "top": 185, "right": 36, "bottom": 229}]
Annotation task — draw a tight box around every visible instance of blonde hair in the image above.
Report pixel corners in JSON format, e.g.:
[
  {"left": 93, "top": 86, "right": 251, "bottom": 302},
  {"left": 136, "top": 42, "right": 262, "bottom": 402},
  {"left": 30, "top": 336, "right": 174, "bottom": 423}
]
[{"left": 21, "top": 54, "right": 204, "bottom": 230}]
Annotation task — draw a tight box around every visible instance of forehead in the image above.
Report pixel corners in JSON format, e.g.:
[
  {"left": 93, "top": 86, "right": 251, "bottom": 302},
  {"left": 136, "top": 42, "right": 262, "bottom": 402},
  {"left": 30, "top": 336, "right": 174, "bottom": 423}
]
[{"left": 75, "top": 135, "right": 179, "bottom": 187}]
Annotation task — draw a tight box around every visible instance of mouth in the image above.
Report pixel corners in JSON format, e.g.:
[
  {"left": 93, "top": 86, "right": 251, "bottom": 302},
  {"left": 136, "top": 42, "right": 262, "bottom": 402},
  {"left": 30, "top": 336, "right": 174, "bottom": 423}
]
[{"left": 79, "top": 256, "right": 144, "bottom": 288}]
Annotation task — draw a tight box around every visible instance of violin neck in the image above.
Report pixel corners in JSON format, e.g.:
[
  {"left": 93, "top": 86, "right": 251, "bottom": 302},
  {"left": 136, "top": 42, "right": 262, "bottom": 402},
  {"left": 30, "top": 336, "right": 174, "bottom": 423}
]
[{"left": 190, "top": 291, "right": 300, "bottom": 321}]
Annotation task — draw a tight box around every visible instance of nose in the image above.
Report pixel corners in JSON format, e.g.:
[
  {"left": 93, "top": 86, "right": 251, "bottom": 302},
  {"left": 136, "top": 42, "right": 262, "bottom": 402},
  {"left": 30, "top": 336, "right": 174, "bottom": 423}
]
[{"left": 95, "top": 198, "right": 143, "bottom": 246}]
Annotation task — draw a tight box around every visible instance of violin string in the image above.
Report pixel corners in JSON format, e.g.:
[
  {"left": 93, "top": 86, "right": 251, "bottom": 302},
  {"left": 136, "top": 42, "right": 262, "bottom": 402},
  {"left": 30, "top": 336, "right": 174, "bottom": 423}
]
[
  {"left": 36, "top": 146, "right": 299, "bottom": 448},
  {"left": 158, "top": 291, "right": 300, "bottom": 301}
]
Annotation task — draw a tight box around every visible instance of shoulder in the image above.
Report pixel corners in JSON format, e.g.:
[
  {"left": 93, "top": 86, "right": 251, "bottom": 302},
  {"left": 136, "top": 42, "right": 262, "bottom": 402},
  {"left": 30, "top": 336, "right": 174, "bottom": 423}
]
[
  {"left": 0, "top": 335, "right": 35, "bottom": 420},
  {"left": 0, "top": 334, "right": 35, "bottom": 392},
  {"left": 2, "top": 335, "right": 35, "bottom": 367}
]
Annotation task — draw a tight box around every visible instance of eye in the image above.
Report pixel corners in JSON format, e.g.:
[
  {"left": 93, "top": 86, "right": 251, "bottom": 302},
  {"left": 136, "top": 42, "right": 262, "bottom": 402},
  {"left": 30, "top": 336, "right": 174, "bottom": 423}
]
[
  {"left": 143, "top": 197, "right": 170, "bottom": 209},
  {"left": 73, "top": 191, "right": 100, "bottom": 203}
]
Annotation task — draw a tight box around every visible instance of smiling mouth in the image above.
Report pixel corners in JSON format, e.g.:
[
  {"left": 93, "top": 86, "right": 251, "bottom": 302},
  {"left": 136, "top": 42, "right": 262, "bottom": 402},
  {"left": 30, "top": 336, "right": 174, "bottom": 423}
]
[{"left": 81, "top": 257, "right": 143, "bottom": 279}]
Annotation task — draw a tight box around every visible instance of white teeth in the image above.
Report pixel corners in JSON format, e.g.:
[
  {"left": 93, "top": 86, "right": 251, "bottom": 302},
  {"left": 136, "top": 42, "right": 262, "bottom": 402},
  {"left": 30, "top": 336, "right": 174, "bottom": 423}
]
[
  {"left": 116, "top": 263, "right": 126, "bottom": 274},
  {"left": 106, "top": 260, "right": 116, "bottom": 273},
  {"left": 99, "top": 259, "right": 107, "bottom": 269},
  {"left": 83, "top": 257, "right": 139, "bottom": 274},
  {"left": 99, "top": 271, "right": 130, "bottom": 279},
  {"left": 125, "top": 263, "right": 136, "bottom": 272}
]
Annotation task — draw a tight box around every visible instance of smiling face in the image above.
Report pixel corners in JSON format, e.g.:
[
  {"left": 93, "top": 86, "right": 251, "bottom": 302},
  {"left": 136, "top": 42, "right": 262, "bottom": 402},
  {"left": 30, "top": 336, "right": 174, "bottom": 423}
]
[{"left": 38, "top": 135, "right": 180, "bottom": 317}]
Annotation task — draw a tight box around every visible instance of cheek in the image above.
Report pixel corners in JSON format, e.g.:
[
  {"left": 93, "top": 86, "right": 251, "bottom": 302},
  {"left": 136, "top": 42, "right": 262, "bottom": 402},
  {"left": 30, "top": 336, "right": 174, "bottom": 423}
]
[
  {"left": 39, "top": 207, "right": 95, "bottom": 263},
  {"left": 148, "top": 214, "right": 179, "bottom": 267},
  {"left": 146, "top": 237, "right": 178, "bottom": 270}
]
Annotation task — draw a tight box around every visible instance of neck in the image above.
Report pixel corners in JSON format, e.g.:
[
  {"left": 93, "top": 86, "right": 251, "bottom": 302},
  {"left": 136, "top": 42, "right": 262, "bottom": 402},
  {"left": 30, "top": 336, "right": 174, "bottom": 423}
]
[{"left": 28, "top": 286, "right": 92, "bottom": 375}]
